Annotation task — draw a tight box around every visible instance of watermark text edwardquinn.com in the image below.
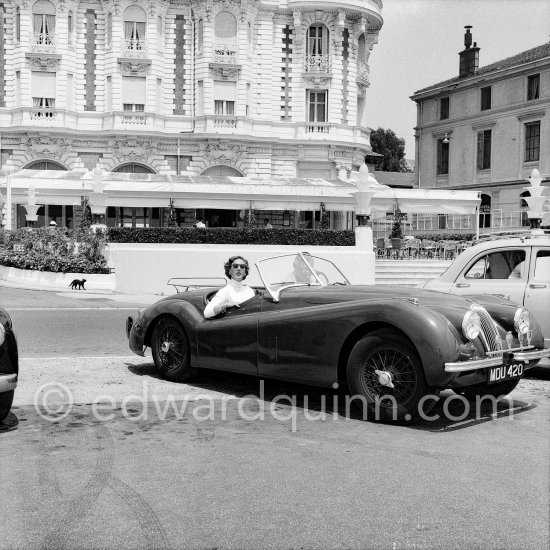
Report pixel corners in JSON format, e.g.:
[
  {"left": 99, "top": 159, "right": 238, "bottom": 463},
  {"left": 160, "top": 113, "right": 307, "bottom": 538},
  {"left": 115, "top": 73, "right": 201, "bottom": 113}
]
[{"left": 34, "top": 380, "right": 520, "bottom": 430}]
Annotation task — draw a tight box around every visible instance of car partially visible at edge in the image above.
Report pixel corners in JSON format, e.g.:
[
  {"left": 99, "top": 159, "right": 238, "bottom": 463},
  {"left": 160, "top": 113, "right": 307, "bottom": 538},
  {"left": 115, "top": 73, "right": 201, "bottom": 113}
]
[
  {"left": 424, "top": 235, "right": 550, "bottom": 347},
  {"left": 0, "top": 307, "right": 18, "bottom": 422}
]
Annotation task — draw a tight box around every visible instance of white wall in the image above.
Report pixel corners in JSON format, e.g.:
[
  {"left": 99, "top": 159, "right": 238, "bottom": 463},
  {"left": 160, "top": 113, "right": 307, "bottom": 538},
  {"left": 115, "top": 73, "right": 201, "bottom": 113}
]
[{"left": 109, "top": 228, "right": 375, "bottom": 294}]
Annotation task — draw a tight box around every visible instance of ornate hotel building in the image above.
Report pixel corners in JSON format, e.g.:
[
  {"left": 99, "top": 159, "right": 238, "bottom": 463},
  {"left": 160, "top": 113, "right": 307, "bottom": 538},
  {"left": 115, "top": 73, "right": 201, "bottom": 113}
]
[{"left": 0, "top": 0, "right": 383, "bottom": 229}]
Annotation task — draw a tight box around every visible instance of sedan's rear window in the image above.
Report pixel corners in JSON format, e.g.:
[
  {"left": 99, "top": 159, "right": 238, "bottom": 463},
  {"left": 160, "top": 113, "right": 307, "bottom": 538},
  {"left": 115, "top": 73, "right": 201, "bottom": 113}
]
[{"left": 465, "top": 249, "right": 526, "bottom": 280}]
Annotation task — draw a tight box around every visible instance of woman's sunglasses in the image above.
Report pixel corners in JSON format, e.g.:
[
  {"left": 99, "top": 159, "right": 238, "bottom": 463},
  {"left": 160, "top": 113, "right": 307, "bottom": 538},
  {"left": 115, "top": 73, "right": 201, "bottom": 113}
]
[{"left": 231, "top": 263, "right": 247, "bottom": 269}]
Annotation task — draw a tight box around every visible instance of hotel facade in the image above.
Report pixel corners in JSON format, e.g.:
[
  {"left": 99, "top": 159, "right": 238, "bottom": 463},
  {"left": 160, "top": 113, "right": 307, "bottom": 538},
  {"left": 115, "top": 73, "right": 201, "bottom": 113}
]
[{"left": 0, "top": 0, "right": 384, "bottom": 229}]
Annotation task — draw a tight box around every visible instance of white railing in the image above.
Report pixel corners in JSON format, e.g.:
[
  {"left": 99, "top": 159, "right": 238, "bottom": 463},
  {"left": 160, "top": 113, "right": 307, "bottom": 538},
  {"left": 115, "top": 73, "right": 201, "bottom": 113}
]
[
  {"left": 121, "top": 39, "right": 147, "bottom": 57},
  {"left": 306, "top": 123, "right": 330, "bottom": 134},
  {"left": 304, "top": 54, "right": 331, "bottom": 73},
  {"left": 213, "top": 116, "right": 237, "bottom": 129},
  {"left": 213, "top": 45, "right": 237, "bottom": 64},
  {"left": 31, "top": 108, "right": 56, "bottom": 120},
  {"left": 31, "top": 33, "right": 56, "bottom": 52},
  {"left": 122, "top": 112, "right": 147, "bottom": 125}
]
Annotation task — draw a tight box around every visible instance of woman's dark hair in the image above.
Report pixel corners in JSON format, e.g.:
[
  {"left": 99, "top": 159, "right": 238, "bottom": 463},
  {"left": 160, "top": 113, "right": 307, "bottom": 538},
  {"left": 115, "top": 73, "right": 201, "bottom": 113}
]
[{"left": 224, "top": 255, "right": 249, "bottom": 279}]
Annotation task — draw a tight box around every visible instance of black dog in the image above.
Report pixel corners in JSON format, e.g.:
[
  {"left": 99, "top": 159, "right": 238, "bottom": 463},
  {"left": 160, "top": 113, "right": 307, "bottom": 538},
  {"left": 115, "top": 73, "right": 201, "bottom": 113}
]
[{"left": 69, "top": 279, "right": 86, "bottom": 290}]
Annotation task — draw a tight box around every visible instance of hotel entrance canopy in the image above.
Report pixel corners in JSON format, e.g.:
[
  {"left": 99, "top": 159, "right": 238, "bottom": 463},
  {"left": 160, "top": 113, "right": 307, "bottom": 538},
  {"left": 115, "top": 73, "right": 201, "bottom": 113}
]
[{"left": 6, "top": 169, "right": 480, "bottom": 215}]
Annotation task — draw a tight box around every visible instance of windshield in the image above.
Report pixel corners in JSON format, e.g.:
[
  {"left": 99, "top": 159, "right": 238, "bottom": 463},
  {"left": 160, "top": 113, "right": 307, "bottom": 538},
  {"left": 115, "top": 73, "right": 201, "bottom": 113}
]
[{"left": 256, "top": 253, "right": 350, "bottom": 301}]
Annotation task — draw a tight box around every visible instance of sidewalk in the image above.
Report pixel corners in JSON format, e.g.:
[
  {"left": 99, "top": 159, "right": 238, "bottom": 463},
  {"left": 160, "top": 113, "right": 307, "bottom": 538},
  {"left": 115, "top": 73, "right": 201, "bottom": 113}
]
[{"left": 0, "top": 277, "right": 162, "bottom": 305}]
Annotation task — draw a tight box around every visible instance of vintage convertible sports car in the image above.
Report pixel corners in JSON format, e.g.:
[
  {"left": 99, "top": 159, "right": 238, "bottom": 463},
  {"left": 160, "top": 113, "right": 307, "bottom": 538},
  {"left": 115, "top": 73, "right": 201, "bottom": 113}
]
[
  {"left": 0, "top": 307, "right": 19, "bottom": 423},
  {"left": 127, "top": 253, "right": 550, "bottom": 422}
]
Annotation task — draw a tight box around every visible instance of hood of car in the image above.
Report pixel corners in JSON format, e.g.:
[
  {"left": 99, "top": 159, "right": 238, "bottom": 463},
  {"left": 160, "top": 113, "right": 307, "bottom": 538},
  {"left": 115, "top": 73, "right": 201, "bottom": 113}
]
[{"left": 296, "top": 284, "right": 482, "bottom": 308}]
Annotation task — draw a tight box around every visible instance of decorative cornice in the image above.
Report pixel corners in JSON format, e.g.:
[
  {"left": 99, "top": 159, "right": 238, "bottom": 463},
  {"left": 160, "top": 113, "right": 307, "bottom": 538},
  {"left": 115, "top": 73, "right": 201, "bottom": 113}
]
[
  {"left": 117, "top": 58, "right": 152, "bottom": 75},
  {"left": 25, "top": 52, "right": 62, "bottom": 71},
  {"left": 209, "top": 63, "right": 241, "bottom": 80}
]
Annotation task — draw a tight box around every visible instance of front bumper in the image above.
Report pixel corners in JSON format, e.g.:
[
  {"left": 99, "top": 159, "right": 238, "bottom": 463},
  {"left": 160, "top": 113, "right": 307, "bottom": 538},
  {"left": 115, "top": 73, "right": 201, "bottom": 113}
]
[
  {"left": 445, "top": 347, "right": 550, "bottom": 372},
  {"left": 0, "top": 373, "right": 17, "bottom": 393}
]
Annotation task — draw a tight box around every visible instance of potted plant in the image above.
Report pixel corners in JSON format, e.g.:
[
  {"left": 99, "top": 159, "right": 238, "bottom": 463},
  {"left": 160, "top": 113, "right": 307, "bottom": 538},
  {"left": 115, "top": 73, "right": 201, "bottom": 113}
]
[{"left": 389, "top": 199, "right": 404, "bottom": 257}]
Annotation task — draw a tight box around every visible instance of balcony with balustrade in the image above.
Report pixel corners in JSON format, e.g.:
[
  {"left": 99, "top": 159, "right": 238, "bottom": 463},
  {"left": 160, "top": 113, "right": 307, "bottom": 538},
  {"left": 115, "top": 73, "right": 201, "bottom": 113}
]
[{"left": 302, "top": 54, "right": 332, "bottom": 86}]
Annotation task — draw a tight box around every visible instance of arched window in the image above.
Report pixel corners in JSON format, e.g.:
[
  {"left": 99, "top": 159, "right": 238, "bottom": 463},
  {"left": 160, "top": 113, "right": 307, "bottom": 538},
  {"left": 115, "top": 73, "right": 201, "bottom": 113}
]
[
  {"left": 32, "top": 0, "right": 56, "bottom": 45},
  {"left": 201, "top": 165, "right": 243, "bottom": 176},
  {"left": 15, "top": 7, "right": 21, "bottom": 42},
  {"left": 306, "top": 24, "right": 329, "bottom": 56},
  {"left": 26, "top": 160, "right": 66, "bottom": 170},
  {"left": 123, "top": 5, "right": 147, "bottom": 50},
  {"left": 113, "top": 163, "right": 155, "bottom": 174},
  {"left": 215, "top": 11, "right": 237, "bottom": 40},
  {"left": 68, "top": 11, "right": 73, "bottom": 45},
  {"left": 106, "top": 13, "right": 112, "bottom": 47}
]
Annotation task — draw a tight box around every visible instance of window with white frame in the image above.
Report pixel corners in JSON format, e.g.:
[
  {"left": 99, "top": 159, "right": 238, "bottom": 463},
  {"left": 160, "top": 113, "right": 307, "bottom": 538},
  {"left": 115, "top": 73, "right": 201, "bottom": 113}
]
[
  {"left": 524, "top": 121, "right": 540, "bottom": 162},
  {"left": 213, "top": 81, "right": 235, "bottom": 116},
  {"left": 307, "top": 90, "right": 327, "bottom": 122},
  {"left": 124, "top": 5, "right": 147, "bottom": 50},
  {"left": 32, "top": 0, "right": 56, "bottom": 45},
  {"left": 477, "top": 129, "right": 492, "bottom": 170},
  {"left": 122, "top": 76, "right": 146, "bottom": 112},
  {"left": 527, "top": 74, "right": 540, "bottom": 101},
  {"left": 306, "top": 24, "right": 328, "bottom": 55},
  {"left": 31, "top": 71, "right": 56, "bottom": 116}
]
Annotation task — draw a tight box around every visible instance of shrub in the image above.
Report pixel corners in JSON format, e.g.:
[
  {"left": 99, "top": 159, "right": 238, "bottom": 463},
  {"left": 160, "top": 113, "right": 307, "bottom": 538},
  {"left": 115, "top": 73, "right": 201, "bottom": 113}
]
[
  {"left": 0, "top": 227, "right": 110, "bottom": 274},
  {"left": 106, "top": 227, "right": 355, "bottom": 246},
  {"left": 413, "top": 233, "right": 475, "bottom": 242}
]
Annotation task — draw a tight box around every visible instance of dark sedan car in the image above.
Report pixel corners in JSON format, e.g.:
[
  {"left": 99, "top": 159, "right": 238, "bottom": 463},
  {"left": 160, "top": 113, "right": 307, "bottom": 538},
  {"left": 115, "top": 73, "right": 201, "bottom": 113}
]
[
  {"left": 127, "top": 253, "right": 549, "bottom": 422},
  {"left": 0, "top": 307, "right": 18, "bottom": 422}
]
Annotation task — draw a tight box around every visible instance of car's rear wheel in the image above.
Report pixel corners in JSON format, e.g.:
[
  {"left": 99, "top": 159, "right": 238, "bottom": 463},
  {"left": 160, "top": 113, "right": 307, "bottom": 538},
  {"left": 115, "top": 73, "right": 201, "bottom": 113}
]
[
  {"left": 346, "top": 329, "right": 438, "bottom": 423},
  {"left": 151, "top": 317, "right": 196, "bottom": 382},
  {"left": 0, "top": 390, "right": 14, "bottom": 423},
  {"left": 454, "top": 379, "right": 520, "bottom": 400}
]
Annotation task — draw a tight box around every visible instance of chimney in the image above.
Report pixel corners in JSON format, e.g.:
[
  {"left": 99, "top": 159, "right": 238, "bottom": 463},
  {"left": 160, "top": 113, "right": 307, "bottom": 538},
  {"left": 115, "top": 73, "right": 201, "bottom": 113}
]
[{"left": 459, "top": 25, "right": 480, "bottom": 78}]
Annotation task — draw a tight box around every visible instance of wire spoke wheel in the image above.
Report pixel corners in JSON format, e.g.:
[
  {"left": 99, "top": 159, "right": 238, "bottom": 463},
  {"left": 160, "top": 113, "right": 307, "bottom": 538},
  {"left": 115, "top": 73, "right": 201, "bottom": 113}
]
[
  {"left": 151, "top": 317, "right": 195, "bottom": 382},
  {"left": 347, "top": 329, "right": 436, "bottom": 422}
]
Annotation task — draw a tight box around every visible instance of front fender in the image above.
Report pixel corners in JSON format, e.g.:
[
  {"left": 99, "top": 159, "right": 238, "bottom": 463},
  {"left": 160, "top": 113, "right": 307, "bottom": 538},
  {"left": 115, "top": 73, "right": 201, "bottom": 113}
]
[{"left": 341, "top": 300, "right": 462, "bottom": 388}]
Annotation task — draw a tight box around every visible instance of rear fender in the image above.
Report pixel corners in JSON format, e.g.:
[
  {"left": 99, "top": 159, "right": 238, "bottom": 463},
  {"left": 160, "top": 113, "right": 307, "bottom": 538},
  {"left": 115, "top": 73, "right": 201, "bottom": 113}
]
[{"left": 142, "top": 300, "right": 204, "bottom": 365}]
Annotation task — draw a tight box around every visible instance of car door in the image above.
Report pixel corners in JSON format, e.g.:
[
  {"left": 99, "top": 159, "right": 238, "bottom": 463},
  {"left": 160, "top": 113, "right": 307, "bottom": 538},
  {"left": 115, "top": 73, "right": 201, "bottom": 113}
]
[
  {"left": 195, "top": 293, "right": 262, "bottom": 374},
  {"left": 257, "top": 290, "right": 336, "bottom": 386},
  {"left": 449, "top": 247, "right": 529, "bottom": 307},
  {"left": 523, "top": 247, "right": 550, "bottom": 347}
]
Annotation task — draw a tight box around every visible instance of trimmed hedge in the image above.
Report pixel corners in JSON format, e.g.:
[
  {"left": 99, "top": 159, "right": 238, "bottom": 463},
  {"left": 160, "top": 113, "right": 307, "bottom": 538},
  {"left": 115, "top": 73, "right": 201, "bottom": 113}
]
[{"left": 107, "top": 227, "right": 356, "bottom": 246}]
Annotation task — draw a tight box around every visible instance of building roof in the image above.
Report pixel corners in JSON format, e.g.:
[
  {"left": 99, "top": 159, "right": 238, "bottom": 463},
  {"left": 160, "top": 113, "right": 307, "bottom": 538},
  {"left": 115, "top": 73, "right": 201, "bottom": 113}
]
[
  {"left": 414, "top": 42, "right": 550, "bottom": 96},
  {"left": 374, "top": 171, "right": 415, "bottom": 189}
]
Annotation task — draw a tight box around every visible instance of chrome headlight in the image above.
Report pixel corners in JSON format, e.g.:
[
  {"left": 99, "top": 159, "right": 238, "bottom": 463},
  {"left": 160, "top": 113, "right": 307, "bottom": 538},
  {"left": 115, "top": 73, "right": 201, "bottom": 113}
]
[
  {"left": 514, "top": 307, "right": 531, "bottom": 335},
  {"left": 0, "top": 324, "right": 5, "bottom": 346},
  {"left": 462, "top": 310, "right": 481, "bottom": 340}
]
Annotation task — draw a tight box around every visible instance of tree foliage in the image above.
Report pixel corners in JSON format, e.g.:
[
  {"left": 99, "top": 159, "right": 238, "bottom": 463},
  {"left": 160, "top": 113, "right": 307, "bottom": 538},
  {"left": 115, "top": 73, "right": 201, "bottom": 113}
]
[{"left": 370, "top": 127, "right": 412, "bottom": 173}]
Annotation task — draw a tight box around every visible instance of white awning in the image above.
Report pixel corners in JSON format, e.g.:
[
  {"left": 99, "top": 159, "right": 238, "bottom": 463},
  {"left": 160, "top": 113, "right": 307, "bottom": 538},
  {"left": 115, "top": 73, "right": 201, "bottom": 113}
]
[
  {"left": 122, "top": 76, "right": 146, "bottom": 103},
  {"left": 6, "top": 169, "right": 481, "bottom": 215},
  {"left": 31, "top": 72, "right": 56, "bottom": 97}
]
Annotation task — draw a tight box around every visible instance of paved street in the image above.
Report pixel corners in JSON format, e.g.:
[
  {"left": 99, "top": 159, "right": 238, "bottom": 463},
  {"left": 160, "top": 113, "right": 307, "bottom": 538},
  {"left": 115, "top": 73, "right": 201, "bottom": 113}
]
[{"left": 1, "top": 285, "right": 549, "bottom": 550}]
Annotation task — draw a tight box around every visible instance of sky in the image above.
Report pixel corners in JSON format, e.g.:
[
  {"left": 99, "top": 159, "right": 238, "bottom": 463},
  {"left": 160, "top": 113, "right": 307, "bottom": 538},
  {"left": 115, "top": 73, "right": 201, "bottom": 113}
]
[{"left": 365, "top": 0, "right": 550, "bottom": 158}]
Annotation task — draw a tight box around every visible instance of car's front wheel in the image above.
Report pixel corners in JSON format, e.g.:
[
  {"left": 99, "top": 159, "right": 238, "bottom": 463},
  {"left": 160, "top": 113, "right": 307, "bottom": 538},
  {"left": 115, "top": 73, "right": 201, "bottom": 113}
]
[
  {"left": 0, "top": 390, "right": 14, "bottom": 423},
  {"left": 454, "top": 379, "right": 520, "bottom": 401},
  {"left": 346, "top": 329, "right": 438, "bottom": 423},
  {"left": 151, "top": 317, "right": 196, "bottom": 382}
]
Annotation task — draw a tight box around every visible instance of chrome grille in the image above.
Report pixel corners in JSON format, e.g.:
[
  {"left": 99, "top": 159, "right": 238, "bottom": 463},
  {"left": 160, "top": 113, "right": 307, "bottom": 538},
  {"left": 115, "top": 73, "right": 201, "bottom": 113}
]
[{"left": 472, "top": 304, "right": 503, "bottom": 353}]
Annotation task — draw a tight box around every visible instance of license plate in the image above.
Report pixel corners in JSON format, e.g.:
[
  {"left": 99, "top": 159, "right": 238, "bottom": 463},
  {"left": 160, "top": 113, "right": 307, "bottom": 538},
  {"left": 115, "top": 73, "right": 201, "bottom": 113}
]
[{"left": 488, "top": 359, "right": 524, "bottom": 384}]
